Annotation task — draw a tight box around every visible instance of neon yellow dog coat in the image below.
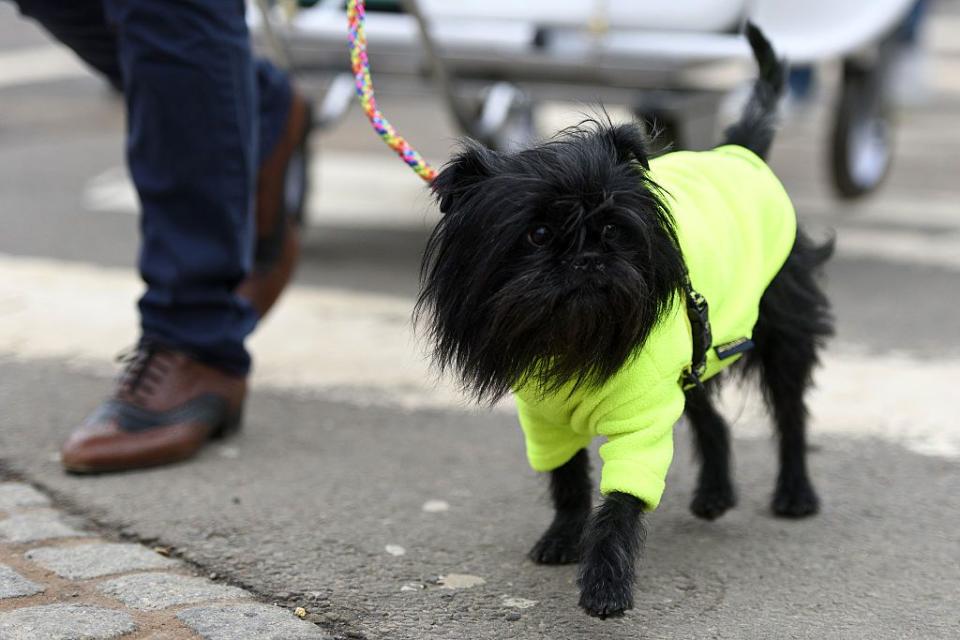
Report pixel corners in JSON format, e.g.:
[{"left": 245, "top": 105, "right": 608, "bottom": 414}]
[{"left": 513, "top": 145, "right": 797, "bottom": 510}]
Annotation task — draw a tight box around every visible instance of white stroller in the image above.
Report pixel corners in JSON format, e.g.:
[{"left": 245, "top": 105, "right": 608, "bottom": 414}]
[{"left": 251, "top": 0, "right": 917, "bottom": 217}]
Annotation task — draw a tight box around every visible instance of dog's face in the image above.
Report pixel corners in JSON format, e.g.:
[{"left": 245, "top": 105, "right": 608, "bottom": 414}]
[{"left": 417, "top": 122, "right": 687, "bottom": 402}]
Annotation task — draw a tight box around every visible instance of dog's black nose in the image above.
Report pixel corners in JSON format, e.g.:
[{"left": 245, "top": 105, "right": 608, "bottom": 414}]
[{"left": 571, "top": 253, "right": 603, "bottom": 271}]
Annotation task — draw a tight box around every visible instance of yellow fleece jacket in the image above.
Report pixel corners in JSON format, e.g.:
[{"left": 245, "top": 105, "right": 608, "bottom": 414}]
[{"left": 513, "top": 145, "right": 797, "bottom": 510}]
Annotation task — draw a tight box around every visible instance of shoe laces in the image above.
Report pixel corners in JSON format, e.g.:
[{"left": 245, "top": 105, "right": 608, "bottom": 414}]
[{"left": 115, "top": 341, "right": 169, "bottom": 399}]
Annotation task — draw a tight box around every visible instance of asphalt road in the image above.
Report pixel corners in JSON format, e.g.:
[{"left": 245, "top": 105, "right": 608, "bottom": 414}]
[{"left": 1, "top": 3, "right": 959, "bottom": 639}]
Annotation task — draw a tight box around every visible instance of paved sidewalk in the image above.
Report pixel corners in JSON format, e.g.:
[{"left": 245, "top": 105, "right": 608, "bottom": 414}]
[{"left": 0, "top": 481, "right": 328, "bottom": 640}]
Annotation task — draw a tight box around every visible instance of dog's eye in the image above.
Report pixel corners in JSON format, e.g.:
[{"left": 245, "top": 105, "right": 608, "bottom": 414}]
[
  {"left": 527, "top": 225, "right": 553, "bottom": 247},
  {"left": 601, "top": 224, "right": 620, "bottom": 243}
]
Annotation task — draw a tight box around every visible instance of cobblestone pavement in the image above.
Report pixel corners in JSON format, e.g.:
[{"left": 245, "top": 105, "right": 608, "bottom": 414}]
[{"left": 0, "top": 481, "right": 329, "bottom": 640}]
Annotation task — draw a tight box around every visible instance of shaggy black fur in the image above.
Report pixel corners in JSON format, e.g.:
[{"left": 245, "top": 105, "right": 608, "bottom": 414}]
[
  {"left": 722, "top": 23, "right": 787, "bottom": 157},
  {"left": 528, "top": 449, "right": 592, "bottom": 565},
  {"left": 577, "top": 492, "right": 645, "bottom": 619},
  {"left": 744, "top": 227, "right": 835, "bottom": 517},
  {"left": 417, "top": 125, "right": 685, "bottom": 403},
  {"left": 416, "top": 24, "right": 833, "bottom": 618},
  {"left": 685, "top": 379, "right": 737, "bottom": 520}
]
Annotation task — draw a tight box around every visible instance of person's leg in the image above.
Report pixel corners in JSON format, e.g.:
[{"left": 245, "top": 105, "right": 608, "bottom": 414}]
[
  {"left": 12, "top": 0, "right": 123, "bottom": 89},
  {"left": 102, "top": 0, "right": 258, "bottom": 375},
  {"left": 13, "top": 0, "right": 294, "bottom": 168},
  {"left": 16, "top": 0, "right": 308, "bottom": 472},
  {"left": 256, "top": 59, "right": 293, "bottom": 170},
  {"left": 61, "top": 0, "right": 262, "bottom": 473},
  {"left": 237, "top": 58, "right": 312, "bottom": 317}
]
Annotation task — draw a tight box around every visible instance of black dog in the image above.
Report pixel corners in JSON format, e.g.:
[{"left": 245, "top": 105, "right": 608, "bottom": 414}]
[{"left": 416, "top": 24, "right": 833, "bottom": 618}]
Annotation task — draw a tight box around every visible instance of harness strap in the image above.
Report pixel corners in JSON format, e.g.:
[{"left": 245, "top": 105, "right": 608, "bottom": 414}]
[{"left": 680, "top": 271, "right": 712, "bottom": 390}]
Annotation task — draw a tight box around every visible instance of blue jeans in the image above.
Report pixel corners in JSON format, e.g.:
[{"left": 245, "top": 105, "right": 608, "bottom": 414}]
[{"left": 13, "top": 0, "right": 293, "bottom": 375}]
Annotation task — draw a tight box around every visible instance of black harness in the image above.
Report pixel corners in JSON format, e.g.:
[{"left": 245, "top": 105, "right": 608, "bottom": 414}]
[
  {"left": 680, "top": 271, "right": 712, "bottom": 390},
  {"left": 679, "top": 271, "right": 758, "bottom": 390}
]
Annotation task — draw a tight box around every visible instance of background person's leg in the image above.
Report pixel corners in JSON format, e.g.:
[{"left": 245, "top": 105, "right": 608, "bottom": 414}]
[
  {"left": 102, "top": 0, "right": 259, "bottom": 375},
  {"left": 240, "top": 57, "right": 313, "bottom": 317},
  {"left": 256, "top": 59, "right": 293, "bottom": 170}
]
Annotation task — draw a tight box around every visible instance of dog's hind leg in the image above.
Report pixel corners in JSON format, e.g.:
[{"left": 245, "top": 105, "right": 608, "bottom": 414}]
[
  {"left": 685, "top": 382, "right": 737, "bottom": 520},
  {"left": 755, "top": 326, "right": 821, "bottom": 518},
  {"left": 748, "top": 228, "right": 834, "bottom": 518},
  {"left": 529, "top": 448, "right": 592, "bottom": 565}
]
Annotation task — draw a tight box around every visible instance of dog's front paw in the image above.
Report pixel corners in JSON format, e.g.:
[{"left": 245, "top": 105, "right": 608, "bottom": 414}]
[
  {"left": 690, "top": 483, "right": 737, "bottom": 520},
  {"left": 578, "top": 573, "right": 634, "bottom": 619},
  {"left": 529, "top": 526, "right": 581, "bottom": 565},
  {"left": 576, "top": 492, "right": 642, "bottom": 618},
  {"left": 772, "top": 478, "right": 820, "bottom": 518}
]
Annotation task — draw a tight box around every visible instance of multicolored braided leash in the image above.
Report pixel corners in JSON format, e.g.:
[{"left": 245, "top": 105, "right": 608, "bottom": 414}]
[{"left": 347, "top": 0, "right": 437, "bottom": 182}]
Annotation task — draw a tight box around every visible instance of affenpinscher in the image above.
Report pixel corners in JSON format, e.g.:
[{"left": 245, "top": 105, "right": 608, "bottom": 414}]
[{"left": 416, "top": 24, "right": 833, "bottom": 618}]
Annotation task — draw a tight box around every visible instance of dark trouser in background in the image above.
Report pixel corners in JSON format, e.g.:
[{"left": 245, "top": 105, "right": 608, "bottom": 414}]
[{"left": 13, "top": 0, "right": 293, "bottom": 375}]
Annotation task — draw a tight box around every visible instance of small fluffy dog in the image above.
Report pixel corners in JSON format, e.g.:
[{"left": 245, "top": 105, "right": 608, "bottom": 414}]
[{"left": 416, "top": 25, "right": 833, "bottom": 618}]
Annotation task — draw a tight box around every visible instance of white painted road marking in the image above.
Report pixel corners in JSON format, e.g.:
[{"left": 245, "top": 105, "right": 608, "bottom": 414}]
[
  {"left": 836, "top": 227, "right": 960, "bottom": 270},
  {"left": 0, "top": 46, "right": 88, "bottom": 90},
  {"left": 0, "top": 252, "right": 957, "bottom": 459},
  {"left": 82, "top": 154, "right": 436, "bottom": 231},
  {"left": 82, "top": 155, "right": 960, "bottom": 272}
]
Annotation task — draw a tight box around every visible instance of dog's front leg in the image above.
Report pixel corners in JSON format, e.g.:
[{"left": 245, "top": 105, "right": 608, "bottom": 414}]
[
  {"left": 577, "top": 492, "right": 645, "bottom": 618},
  {"left": 529, "top": 449, "right": 592, "bottom": 565}
]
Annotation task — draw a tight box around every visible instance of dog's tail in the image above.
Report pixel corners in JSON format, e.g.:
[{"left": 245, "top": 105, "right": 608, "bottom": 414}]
[{"left": 721, "top": 22, "right": 786, "bottom": 159}]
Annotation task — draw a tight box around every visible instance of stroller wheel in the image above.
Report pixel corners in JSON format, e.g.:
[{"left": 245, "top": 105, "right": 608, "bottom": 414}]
[
  {"left": 488, "top": 101, "right": 537, "bottom": 153},
  {"left": 473, "top": 83, "right": 537, "bottom": 153},
  {"left": 830, "top": 58, "right": 894, "bottom": 199}
]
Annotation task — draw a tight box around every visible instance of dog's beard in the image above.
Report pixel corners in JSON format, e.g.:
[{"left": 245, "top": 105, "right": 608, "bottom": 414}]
[
  {"left": 418, "top": 247, "right": 678, "bottom": 404},
  {"left": 487, "top": 258, "right": 666, "bottom": 399}
]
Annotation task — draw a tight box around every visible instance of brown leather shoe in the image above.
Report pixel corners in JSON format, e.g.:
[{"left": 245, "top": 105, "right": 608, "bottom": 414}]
[
  {"left": 237, "top": 88, "right": 313, "bottom": 318},
  {"left": 61, "top": 344, "right": 246, "bottom": 474}
]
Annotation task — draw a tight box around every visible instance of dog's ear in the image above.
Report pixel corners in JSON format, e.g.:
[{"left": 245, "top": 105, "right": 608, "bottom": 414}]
[
  {"left": 604, "top": 123, "right": 651, "bottom": 170},
  {"left": 432, "top": 141, "right": 500, "bottom": 213}
]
